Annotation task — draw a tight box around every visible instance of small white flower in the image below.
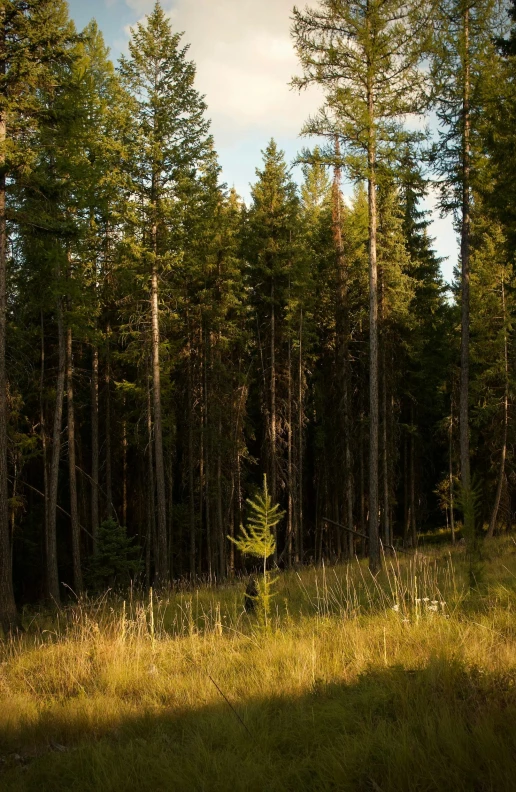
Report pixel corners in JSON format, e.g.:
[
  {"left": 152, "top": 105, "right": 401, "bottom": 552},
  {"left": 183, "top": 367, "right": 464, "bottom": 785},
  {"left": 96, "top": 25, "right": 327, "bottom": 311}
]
[
  {"left": 440, "top": 601, "right": 446, "bottom": 608},
  {"left": 431, "top": 600, "right": 438, "bottom": 605},
  {"left": 415, "top": 598, "right": 421, "bottom": 604},
  {"left": 422, "top": 597, "right": 430, "bottom": 603},
  {"left": 392, "top": 604, "right": 399, "bottom": 612},
  {"left": 427, "top": 604, "right": 438, "bottom": 612}
]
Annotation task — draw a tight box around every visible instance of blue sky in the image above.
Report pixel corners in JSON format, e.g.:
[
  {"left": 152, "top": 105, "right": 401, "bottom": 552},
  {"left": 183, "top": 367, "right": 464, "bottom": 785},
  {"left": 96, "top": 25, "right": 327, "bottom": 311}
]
[{"left": 67, "top": 0, "right": 457, "bottom": 281}]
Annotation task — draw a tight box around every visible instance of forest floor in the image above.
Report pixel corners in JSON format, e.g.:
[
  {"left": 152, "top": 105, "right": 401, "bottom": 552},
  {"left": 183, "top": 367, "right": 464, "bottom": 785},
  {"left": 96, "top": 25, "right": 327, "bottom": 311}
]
[{"left": 1, "top": 535, "right": 516, "bottom": 791}]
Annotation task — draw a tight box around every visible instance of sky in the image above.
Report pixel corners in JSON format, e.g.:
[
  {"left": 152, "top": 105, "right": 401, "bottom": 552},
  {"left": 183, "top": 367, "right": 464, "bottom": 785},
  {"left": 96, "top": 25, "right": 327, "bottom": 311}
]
[{"left": 67, "top": 0, "right": 458, "bottom": 282}]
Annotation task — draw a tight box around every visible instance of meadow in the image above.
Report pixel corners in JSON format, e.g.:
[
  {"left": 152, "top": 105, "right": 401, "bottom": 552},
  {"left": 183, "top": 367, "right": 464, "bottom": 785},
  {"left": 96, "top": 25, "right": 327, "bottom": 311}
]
[{"left": 1, "top": 535, "right": 516, "bottom": 791}]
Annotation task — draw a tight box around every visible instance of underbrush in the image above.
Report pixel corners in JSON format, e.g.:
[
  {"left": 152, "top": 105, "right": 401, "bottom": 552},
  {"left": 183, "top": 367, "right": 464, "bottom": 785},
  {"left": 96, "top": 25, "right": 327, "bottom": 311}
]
[{"left": 1, "top": 536, "right": 515, "bottom": 791}]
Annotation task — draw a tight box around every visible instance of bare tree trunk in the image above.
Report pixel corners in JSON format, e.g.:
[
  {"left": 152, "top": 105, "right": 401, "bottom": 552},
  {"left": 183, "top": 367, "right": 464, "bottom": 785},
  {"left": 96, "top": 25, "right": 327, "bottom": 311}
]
[
  {"left": 217, "top": 408, "right": 224, "bottom": 578},
  {"left": 381, "top": 349, "right": 390, "bottom": 551},
  {"left": 287, "top": 330, "right": 293, "bottom": 566},
  {"left": 360, "top": 410, "right": 366, "bottom": 555},
  {"left": 460, "top": 6, "right": 471, "bottom": 494},
  {"left": 488, "top": 278, "right": 509, "bottom": 538},
  {"left": 270, "top": 282, "right": 278, "bottom": 561},
  {"left": 297, "top": 309, "right": 304, "bottom": 565},
  {"left": 91, "top": 345, "right": 99, "bottom": 550},
  {"left": 449, "top": 400, "right": 455, "bottom": 544},
  {"left": 0, "top": 66, "right": 18, "bottom": 632},
  {"left": 105, "top": 322, "right": 112, "bottom": 519},
  {"left": 146, "top": 382, "right": 155, "bottom": 588},
  {"left": 410, "top": 405, "right": 417, "bottom": 549},
  {"left": 150, "top": 254, "right": 168, "bottom": 586},
  {"left": 40, "top": 312, "right": 49, "bottom": 576},
  {"left": 187, "top": 331, "right": 196, "bottom": 578},
  {"left": 122, "top": 416, "right": 127, "bottom": 527},
  {"left": 332, "top": 147, "right": 354, "bottom": 559},
  {"left": 367, "top": 89, "right": 380, "bottom": 572},
  {"left": 47, "top": 302, "right": 66, "bottom": 605},
  {"left": 66, "top": 326, "right": 82, "bottom": 594}
]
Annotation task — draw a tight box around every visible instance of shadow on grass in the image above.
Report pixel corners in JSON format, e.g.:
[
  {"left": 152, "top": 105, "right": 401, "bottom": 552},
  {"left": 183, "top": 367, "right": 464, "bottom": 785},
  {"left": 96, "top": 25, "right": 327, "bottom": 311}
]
[{"left": 1, "top": 659, "right": 515, "bottom": 792}]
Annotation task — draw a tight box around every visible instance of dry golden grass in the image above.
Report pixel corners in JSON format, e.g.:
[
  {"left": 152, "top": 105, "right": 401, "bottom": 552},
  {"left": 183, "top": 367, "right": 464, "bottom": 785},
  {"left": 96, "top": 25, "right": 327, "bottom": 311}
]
[{"left": 1, "top": 537, "right": 515, "bottom": 791}]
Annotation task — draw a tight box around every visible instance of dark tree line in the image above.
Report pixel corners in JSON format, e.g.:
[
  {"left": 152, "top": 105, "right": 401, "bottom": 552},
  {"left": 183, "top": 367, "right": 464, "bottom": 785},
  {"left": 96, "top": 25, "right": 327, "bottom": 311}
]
[{"left": 1, "top": 0, "right": 516, "bottom": 631}]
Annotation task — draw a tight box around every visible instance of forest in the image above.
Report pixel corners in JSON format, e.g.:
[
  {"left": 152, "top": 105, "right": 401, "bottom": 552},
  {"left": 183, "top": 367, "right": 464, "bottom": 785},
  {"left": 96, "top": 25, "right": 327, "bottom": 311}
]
[
  {"left": 2, "top": 1, "right": 516, "bottom": 788},
  {"left": 0, "top": 0, "right": 515, "bottom": 632}
]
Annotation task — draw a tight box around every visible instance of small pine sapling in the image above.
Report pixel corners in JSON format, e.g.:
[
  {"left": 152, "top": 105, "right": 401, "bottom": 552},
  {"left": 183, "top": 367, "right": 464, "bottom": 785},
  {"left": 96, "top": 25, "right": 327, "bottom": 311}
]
[{"left": 229, "top": 475, "right": 284, "bottom": 630}]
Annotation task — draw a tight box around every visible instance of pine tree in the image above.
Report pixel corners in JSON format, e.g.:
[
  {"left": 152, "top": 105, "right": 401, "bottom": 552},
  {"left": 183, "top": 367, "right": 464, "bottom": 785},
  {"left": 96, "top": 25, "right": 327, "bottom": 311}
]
[
  {"left": 430, "top": 0, "right": 502, "bottom": 502},
  {"left": 292, "top": 0, "right": 431, "bottom": 571},
  {"left": 119, "top": 1, "right": 212, "bottom": 586},
  {"left": 244, "top": 140, "right": 305, "bottom": 561},
  {"left": 0, "top": 0, "right": 74, "bottom": 630}
]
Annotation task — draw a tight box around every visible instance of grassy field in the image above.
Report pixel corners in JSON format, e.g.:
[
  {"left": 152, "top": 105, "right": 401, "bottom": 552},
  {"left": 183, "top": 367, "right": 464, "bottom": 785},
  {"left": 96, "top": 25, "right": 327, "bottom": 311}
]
[{"left": 1, "top": 537, "right": 516, "bottom": 791}]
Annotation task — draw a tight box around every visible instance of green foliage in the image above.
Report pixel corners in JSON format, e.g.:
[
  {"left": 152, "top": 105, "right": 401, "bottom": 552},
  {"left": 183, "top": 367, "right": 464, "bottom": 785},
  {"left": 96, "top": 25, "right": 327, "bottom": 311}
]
[
  {"left": 229, "top": 475, "right": 284, "bottom": 629},
  {"left": 86, "top": 519, "right": 142, "bottom": 592}
]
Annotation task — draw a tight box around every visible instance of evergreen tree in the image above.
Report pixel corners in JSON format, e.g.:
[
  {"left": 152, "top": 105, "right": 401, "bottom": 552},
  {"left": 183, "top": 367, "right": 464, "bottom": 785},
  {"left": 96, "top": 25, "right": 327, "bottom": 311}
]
[
  {"left": 0, "top": 0, "right": 74, "bottom": 630},
  {"left": 292, "top": 0, "right": 431, "bottom": 571},
  {"left": 118, "top": 1, "right": 212, "bottom": 586}
]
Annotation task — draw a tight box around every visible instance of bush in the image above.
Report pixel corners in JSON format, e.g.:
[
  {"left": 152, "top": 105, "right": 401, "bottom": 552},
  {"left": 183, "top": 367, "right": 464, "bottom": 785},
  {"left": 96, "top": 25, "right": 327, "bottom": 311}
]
[{"left": 86, "top": 519, "right": 142, "bottom": 591}]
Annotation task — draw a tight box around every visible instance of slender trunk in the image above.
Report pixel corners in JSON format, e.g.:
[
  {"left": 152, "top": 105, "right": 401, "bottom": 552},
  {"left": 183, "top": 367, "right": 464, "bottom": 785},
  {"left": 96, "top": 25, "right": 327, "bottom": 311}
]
[
  {"left": 488, "top": 279, "right": 509, "bottom": 538},
  {"left": 105, "top": 322, "right": 112, "bottom": 518},
  {"left": 460, "top": 6, "right": 471, "bottom": 493},
  {"left": 360, "top": 410, "right": 366, "bottom": 554},
  {"left": 381, "top": 348, "right": 390, "bottom": 550},
  {"left": 122, "top": 416, "right": 127, "bottom": 527},
  {"left": 0, "top": 53, "right": 18, "bottom": 631},
  {"left": 287, "top": 328, "right": 293, "bottom": 566},
  {"left": 40, "top": 313, "right": 49, "bottom": 578},
  {"left": 297, "top": 309, "right": 303, "bottom": 565},
  {"left": 188, "top": 331, "right": 196, "bottom": 578},
  {"left": 217, "top": 408, "right": 224, "bottom": 578},
  {"left": 449, "top": 401, "right": 455, "bottom": 544},
  {"left": 333, "top": 147, "right": 353, "bottom": 558},
  {"left": 91, "top": 345, "right": 99, "bottom": 550},
  {"left": 66, "top": 325, "right": 82, "bottom": 594},
  {"left": 270, "top": 282, "right": 278, "bottom": 560},
  {"left": 367, "top": 87, "right": 380, "bottom": 572},
  {"left": 410, "top": 406, "right": 417, "bottom": 548},
  {"left": 150, "top": 253, "right": 168, "bottom": 586},
  {"left": 146, "top": 380, "right": 155, "bottom": 588},
  {"left": 47, "top": 302, "right": 66, "bottom": 605},
  {"left": 204, "top": 339, "right": 212, "bottom": 580},
  {"left": 199, "top": 339, "right": 205, "bottom": 577}
]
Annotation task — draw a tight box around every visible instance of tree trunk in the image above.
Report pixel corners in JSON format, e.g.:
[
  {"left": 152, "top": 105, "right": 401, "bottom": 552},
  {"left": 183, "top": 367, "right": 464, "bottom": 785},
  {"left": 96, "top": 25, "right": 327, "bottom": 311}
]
[
  {"left": 449, "top": 401, "right": 455, "bottom": 544},
  {"left": 66, "top": 326, "right": 82, "bottom": 594},
  {"left": 333, "top": 148, "right": 354, "bottom": 559},
  {"left": 297, "top": 309, "right": 304, "bottom": 565},
  {"left": 188, "top": 331, "right": 197, "bottom": 578},
  {"left": 105, "top": 322, "right": 112, "bottom": 519},
  {"left": 287, "top": 329, "right": 293, "bottom": 566},
  {"left": 488, "top": 278, "right": 509, "bottom": 538},
  {"left": 146, "top": 380, "right": 155, "bottom": 588},
  {"left": 270, "top": 281, "right": 278, "bottom": 560},
  {"left": 47, "top": 302, "right": 66, "bottom": 605},
  {"left": 0, "top": 51, "right": 19, "bottom": 632},
  {"left": 150, "top": 256, "right": 168, "bottom": 586},
  {"left": 410, "top": 406, "right": 417, "bottom": 549},
  {"left": 40, "top": 312, "right": 49, "bottom": 590},
  {"left": 367, "top": 90, "right": 380, "bottom": 572},
  {"left": 460, "top": 6, "right": 471, "bottom": 493},
  {"left": 91, "top": 345, "right": 99, "bottom": 550},
  {"left": 122, "top": 416, "right": 128, "bottom": 527}
]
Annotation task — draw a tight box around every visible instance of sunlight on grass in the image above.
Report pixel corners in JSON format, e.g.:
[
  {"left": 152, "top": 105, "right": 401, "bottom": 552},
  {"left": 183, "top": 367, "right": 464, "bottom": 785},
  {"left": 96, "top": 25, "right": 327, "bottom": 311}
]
[{"left": 1, "top": 537, "right": 515, "bottom": 791}]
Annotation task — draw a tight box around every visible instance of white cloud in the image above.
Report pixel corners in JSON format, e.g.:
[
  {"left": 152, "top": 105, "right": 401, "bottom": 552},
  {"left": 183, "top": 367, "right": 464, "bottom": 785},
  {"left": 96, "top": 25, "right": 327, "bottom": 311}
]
[{"left": 122, "top": 0, "right": 322, "bottom": 145}]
